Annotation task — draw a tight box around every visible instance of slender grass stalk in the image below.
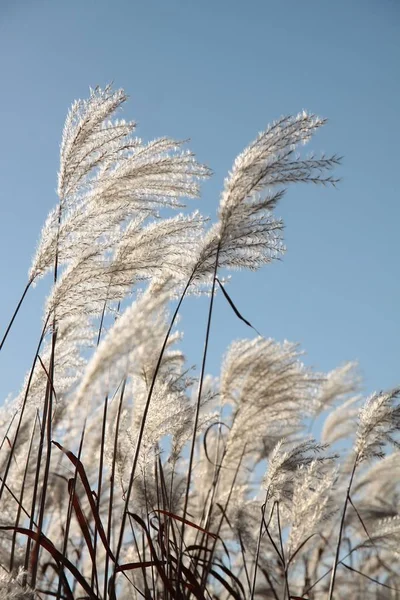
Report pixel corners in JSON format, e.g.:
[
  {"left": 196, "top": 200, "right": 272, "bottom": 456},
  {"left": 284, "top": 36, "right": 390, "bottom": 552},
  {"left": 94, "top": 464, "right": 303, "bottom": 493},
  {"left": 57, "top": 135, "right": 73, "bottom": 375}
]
[
  {"left": 31, "top": 200, "right": 63, "bottom": 589},
  {"left": 91, "top": 299, "right": 120, "bottom": 590},
  {"left": 198, "top": 448, "right": 246, "bottom": 593},
  {"left": 327, "top": 457, "right": 358, "bottom": 600},
  {"left": 105, "top": 379, "right": 126, "bottom": 600},
  {"left": 29, "top": 331, "right": 57, "bottom": 588},
  {"left": 90, "top": 396, "right": 108, "bottom": 590},
  {"left": 250, "top": 496, "right": 268, "bottom": 600},
  {"left": 178, "top": 244, "right": 221, "bottom": 591},
  {"left": 0, "top": 279, "right": 33, "bottom": 352},
  {"left": 189, "top": 424, "right": 234, "bottom": 589},
  {"left": 0, "top": 411, "right": 17, "bottom": 453},
  {"left": 10, "top": 412, "right": 39, "bottom": 572},
  {"left": 0, "top": 313, "right": 50, "bottom": 504},
  {"left": 276, "top": 502, "right": 290, "bottom": 600},
  {"left": 55, "top": 424, "right": 87, "bottom": 600}
]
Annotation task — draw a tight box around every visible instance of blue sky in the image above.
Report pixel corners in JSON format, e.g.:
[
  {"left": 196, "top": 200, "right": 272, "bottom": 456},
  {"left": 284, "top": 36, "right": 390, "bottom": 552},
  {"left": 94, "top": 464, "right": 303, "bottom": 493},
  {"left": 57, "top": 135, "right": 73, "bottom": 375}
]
[{"left": 0, "top": 0, "right": 399, "bottom": 403}]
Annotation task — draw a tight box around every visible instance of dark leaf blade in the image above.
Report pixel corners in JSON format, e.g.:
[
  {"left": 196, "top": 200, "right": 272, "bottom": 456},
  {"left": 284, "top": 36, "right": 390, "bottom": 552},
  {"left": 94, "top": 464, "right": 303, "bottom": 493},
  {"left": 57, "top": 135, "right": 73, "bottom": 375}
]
[
  {"left": 0, "top": 526, "right": 98, "bottom": 600},
  {"left": 153, "top": 508, "right": 217, "bottom": 539},
  {"left": 52, "top": 440, "right": 116, "bottom": 563},
  {"left": 216, "top": 278, "right": 262, "bottom": 336}
]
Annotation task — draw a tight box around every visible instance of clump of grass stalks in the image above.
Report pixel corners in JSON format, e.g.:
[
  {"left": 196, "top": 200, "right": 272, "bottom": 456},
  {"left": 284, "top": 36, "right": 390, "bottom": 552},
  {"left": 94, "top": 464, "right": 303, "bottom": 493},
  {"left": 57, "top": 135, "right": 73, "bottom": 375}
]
[{"left": 1, "top": 86, "right": 399, "bottom": 600}]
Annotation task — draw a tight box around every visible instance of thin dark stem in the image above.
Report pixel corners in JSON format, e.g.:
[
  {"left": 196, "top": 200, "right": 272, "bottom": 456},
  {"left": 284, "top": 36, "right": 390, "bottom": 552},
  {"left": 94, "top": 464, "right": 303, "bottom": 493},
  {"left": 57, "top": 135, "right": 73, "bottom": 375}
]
[
  {"left": 23, "top": 392, "right": 49, "bottom": 582},
  {"left": 92, "top": 301, "right": 120, "bottom": 590},
  {"left": 97, "top": 299, "right": 108, "bottom": 346},
  {"left": 327, "top": 457, "right": 358, "bottom": 600},
  {"left": 90, "top": 396, "right": 108, "bottom": 591},
  {"left": 0, "top": 279, "right": 32, "bottom": 352},
  {"left": 276, "top": 502, "right": 290, "bottom": 600},
  {"left": 0, "top": 314, "right": 50, "bottom": 503},
  {"left": 341, "top": 562, "right": 400, "bottom": 593},
  {"left": 177, "top": 244, "right": 221, "bottom": 592},
  {"left": 143, "top": 471, "right": 157, "bottom": 595},
  {"left": 55, "top": 424, "right": 87, "bottom": 600},
  {"left": 238, "top": 532, "right": 252, "bottom": 597},
  {"left": 251, "top": 498, "right": 266, "bottom": 600},
  {"left": 104, "top": 380, "right": 126, "bottom": 600},
  {"left": 199, "top": 448, "right": 245, "bottom": 591},
  {"left": 30, "top": 201, "right": 62, "bottom": 588},
  {"left": 348, "top": 495, "right": 396, "bottom": 581},
  {"left": 0, "top": 411, "right": 17, "bottom": 453},
  {"left": 30, "top": 327, "right": 58, "bottom": 588},
  {"left": 10, "top": 413, "right": 38, "bottom": 572},
  {"left": 187, "top": 419, "right": 228, "bottom": 584}
]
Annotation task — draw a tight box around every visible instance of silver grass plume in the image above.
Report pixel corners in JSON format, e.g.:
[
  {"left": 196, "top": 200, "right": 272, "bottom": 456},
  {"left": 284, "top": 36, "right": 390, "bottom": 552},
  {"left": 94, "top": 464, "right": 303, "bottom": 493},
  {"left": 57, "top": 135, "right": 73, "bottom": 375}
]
[
  {"left": 312, "top": 361, "right": 361, "bottom": 416},
  {"left": 353, "top": 451, "right": 400, "bottom": 501},
  {"left": 30, "top": 85, "right": 210, "bottom": 284},
  {"left": 0, "top": 571, "right": 34, "bottom": 600},
  {"left": 263, "top": 439, "right": 337, "bottom": 504},
  {"left": 221, "top": 338, "right": 321, "bottom": 463},
  {"left": 13, "top": 314, "right": 92, "bottom": 412},
  {"left": 58, "top": 85, "right": 134, "bottom": 201},
  {"left": 286, "top": 460, "right": 337, "bottom": 561},
  {"left": 193, "top": 112, "right": 340, "bottom": 278},
  {"left": 45, "top": 211, "right": 205, "bottom": 324},
  {"left": 355, "top": 387, "right": 400, "bottom": 464},
  {"left": 30, "top": 86, "right": 135, "bottom": 282},
  {"left": 328, "top": 386, "right": 400, "bottom": 599},
  {"left": 73, "top": 278, "right": 175, "bottom": 410},
  {"left": 321, "top": 395, "right": 361, "bottom": 445}
]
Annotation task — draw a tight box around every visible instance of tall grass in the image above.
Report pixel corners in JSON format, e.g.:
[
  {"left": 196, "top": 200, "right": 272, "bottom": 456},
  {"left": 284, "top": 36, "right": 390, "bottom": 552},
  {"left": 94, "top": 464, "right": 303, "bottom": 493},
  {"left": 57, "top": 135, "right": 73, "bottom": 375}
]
[{"left": 1, "top": 85, "right": 399, "bottom": 600}]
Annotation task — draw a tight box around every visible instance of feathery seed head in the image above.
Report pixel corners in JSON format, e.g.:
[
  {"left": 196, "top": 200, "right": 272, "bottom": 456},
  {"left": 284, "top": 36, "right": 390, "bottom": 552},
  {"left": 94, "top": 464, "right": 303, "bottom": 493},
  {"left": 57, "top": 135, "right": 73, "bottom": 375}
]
[{"left": 355, "top": 387, "right": 400, "bottom": 463}]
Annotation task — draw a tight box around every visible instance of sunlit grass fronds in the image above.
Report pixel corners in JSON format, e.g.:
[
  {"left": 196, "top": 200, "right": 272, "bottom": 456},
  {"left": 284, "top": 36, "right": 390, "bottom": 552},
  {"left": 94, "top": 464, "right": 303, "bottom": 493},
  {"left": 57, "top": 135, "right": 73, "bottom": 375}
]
[
  {"left": 6, "top": 84, "right": 400, "bottom": 600},
  {"left": 73, "top": 278, "right": 174, "bottom": 410},
  {"left": 30, "top": 87, "right": 210, "bottom": 285},
  {"left": 221, "top": 338, "right": 321, "bottom": 463},
  {"left": 313, "top": 361, "right": 361, "bottom": 415},
  {"left": 355, "top": 387, "right": 400, "bottom": 464},
  {"left": 192, "top": 113, "right": 339, "bottom": 284},
  {"left": 0, "top": 570, "right": 34, "bottom": 600},
  {"left": 220, "top": 113, "right": 338, "bottom": 217},
  {"left": 13, "top": 315, "right": 92, "bottom": 412},
  {"left": 58, "top": 85, "right": 134, "bottom": 201},
  {"left": 263, "top": 439, "right": 337, "bottom": 504},
  {"left": 286, "top": 460, "right": 337, "bottom": 561},
  {"left": 321, "top": 395, "right": 361, "bottom": 445},
  {"left": 353, "top": 451, "right": 400, "bottom": 500},
  {"left": 45, "top": 211, "right": 206, "bottom": 325},
  {"left": 89, "top": 137, "right": 211, "bottom": 211}
]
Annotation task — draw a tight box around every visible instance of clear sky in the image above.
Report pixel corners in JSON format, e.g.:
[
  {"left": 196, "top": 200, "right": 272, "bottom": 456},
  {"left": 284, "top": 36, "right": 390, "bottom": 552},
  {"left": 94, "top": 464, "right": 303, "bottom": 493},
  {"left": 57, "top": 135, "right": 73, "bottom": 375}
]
[{"left": 0, "top": 0, "right": 399, "bottom": 404}]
